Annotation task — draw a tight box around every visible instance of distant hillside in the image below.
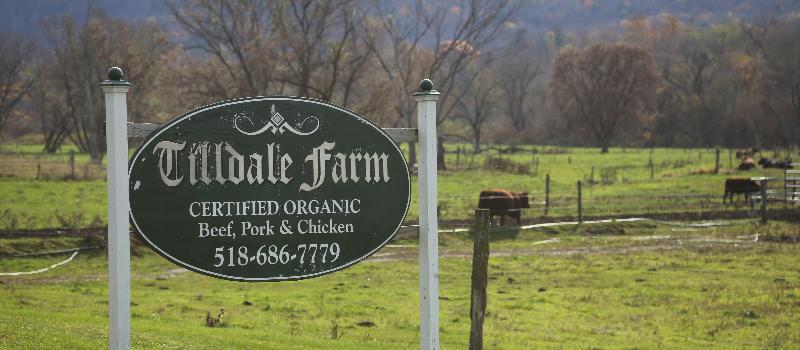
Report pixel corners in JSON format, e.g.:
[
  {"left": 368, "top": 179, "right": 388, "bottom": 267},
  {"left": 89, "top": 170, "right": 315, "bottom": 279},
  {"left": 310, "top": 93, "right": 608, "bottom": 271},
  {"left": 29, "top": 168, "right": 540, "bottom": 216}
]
[
  {"left": 515, "top": 0, "right": 800, "bottom": 32},
  {"left": 0, "top": 0, "right": 168, "bottom": 34},
  {"left": 3, "top": 0, "right": 799, "bottom": 40}
]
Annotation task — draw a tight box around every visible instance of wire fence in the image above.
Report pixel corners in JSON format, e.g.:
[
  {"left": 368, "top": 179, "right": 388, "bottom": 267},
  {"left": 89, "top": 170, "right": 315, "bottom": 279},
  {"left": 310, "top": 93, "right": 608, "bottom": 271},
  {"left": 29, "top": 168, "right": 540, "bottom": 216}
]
[
  {"left": 0, "top": 153, "right": 106, "bottom": 180},
  {"left": 1, "top": 147, "right": 798, "bottom": 230},
  {"left": 430, "top": 185, "right": 796, "bottom": 226}
]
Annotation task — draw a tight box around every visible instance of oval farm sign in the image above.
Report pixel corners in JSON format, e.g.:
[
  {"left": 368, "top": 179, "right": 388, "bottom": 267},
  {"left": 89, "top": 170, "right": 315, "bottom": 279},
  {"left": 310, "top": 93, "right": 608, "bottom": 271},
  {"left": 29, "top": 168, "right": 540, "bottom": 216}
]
[{"left": 129, "top": 97, "right": 411, "bottom": 281}]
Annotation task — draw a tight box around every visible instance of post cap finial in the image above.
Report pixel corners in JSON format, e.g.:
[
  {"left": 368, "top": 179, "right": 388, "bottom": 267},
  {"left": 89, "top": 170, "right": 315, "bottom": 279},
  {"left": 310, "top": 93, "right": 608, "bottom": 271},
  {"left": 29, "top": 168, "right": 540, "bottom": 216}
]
[
  {"left": 418, "top": 79, "right": 434, "bottom": 92},
  {"left": 107, "top": 67, "right": 124, "bottom": 81}
]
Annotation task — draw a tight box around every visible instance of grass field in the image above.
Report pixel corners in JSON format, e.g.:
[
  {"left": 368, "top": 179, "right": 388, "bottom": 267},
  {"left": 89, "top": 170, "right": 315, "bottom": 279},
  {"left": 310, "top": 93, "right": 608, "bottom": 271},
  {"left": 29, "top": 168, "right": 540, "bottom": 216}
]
[
  {"left": 1, "top": 142, "right": 799, "bottom": 348},
  {"left": 0, "top": 144, "right": 793, "bottom": 230},
  {"left": 1, "top": 219, "right": 799, "bottom": 349}
]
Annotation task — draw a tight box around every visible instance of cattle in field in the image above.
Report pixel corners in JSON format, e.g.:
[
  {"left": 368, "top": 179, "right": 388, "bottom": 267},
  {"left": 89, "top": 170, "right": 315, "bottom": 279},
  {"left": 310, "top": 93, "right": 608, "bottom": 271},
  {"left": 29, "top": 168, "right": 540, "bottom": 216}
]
[
  {"left": 723, "top": 178, "right": 761, "bottom": 204},
  {"left": 758, "top": 158, "right": 793, "bottom": 169},
  {"left": 478, "top": 189, "right": 530, "bottom": 226},
  {"left": 738, "top": 157, "right": 756, "bottom": 171}
]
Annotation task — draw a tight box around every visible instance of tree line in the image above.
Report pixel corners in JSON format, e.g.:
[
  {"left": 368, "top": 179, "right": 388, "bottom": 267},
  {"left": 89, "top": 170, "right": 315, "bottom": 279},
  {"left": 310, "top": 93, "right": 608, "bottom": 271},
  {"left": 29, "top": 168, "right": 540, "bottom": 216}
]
[{"left": 0, "top": 1, "right": 798, "bottom": 162}]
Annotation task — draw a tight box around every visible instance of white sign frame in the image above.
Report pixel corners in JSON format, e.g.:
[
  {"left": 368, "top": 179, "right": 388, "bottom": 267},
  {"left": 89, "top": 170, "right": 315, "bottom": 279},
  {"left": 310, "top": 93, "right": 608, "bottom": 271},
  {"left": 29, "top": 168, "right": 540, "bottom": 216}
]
[{"left": 102, "top": 70, "right": 441, "bottom": 349}]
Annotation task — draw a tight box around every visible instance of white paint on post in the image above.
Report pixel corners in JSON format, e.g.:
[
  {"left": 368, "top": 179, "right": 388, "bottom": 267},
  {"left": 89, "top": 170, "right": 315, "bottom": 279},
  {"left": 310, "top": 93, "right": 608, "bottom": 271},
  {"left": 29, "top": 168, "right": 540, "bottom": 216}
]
[
  {"left": 413, "top": 80, "right": 440, "bottom": 350},
  {"left": 101, "top": 68, "right": 131, "bottom": 350}
]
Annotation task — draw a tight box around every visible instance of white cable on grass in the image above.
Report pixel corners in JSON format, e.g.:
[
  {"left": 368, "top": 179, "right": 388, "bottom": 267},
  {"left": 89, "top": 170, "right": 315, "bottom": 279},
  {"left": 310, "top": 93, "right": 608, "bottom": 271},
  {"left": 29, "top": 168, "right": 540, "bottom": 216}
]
[
  {"left": 399, "top": 217, "right": 729, "bottom": 232},
  {"left": 518, "top": 218, "right": 647, "bottom": 229},
  {"left": 649, "top": 219, "right": 729, "bottom": 227},
  {"left": 531, "top": 238, "right": 560, "bottom": 245},
  {"left": 0, "top": 251, "right": 78, "bottom": 276}
]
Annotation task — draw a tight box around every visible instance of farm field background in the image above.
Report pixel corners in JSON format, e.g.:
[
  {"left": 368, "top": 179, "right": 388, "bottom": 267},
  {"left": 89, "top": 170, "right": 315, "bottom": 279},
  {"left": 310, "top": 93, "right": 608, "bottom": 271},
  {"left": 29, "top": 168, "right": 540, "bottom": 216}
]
[
  {"left": 4, "top": 1, "right": 800, "bottom": 348},
  {"left": 0, "top": 143, "right": 792, "bottom": 230},
  {"left": 1, "top": 143, "right": 798, "bottom": 349}
]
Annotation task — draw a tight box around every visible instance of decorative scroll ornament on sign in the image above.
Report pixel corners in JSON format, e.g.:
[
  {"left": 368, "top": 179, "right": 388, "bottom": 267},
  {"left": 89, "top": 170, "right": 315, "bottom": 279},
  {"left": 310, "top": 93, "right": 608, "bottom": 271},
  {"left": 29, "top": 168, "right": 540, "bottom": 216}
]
[{"left": 233, "top": 104, "right": 320, "bottom": 136}]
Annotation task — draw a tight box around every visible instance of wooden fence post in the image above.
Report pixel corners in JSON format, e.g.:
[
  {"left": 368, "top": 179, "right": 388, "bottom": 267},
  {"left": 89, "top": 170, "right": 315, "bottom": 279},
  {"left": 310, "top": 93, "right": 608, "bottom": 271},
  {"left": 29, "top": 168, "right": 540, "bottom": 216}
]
[
  {"left": 648, "top": 157, "right": 654, "bottom": 180},
  {"left": 69, "top": 151, "right": 75, "bottom": 178},
  {"left": 728, "top": 149, "right": 733, "bottom": 169},
  {"left": 590, "top": 166, "right": 595, "bottom": 186},
  {"left": 36, "top": 163, "right": 41, "bottom": 180},
  {"left": 545, "top": 174, "right": 550, "bottom": 217},
  {"left": 469, "top": 209, "right": 490, "bottom": 350},
  {"left": 715, "top": 149, "right": 720, "bottom": 174},
  {"left": 456, "top": 147, "right": 460, "bottom": 168},
  {"left": 577, "top": 180, "right": 583, "bottom": 223},
  {"left": 760, "top": 178, "right": 768, "bottom": 224}
]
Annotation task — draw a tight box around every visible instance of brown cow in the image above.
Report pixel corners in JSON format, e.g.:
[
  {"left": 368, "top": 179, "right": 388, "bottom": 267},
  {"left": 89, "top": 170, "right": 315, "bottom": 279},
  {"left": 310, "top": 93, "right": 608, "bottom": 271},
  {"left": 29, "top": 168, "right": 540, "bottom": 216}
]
[
  {"left": 738, "top": 157, "right": 756, "bottom": 171},
  {"left": 478, "top": 189, "right": 530, "bottom": 226},
  {"left": 723, "top": 178, "right": 760, "bottom": 204}
]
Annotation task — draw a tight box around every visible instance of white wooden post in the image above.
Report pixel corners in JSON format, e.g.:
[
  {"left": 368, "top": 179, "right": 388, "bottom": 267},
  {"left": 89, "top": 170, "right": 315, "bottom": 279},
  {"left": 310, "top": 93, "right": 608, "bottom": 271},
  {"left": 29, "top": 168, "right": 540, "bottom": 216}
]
[
  {"left": 101, "top": 67, "right": 131, "bottom": 350},
  {"left": 413, "top": 79, "right": 440, "bottom": 350}
]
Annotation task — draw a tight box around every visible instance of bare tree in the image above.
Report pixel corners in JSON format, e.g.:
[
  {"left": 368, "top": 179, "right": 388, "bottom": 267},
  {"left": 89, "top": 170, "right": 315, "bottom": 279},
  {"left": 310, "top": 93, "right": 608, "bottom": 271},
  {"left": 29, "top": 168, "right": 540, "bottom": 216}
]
[
  {"left": 550, "top": 43, "right": 659, "bottom": 152},
  {"left": 496, "top": 30, "right": 547, "bottom": 132},
  {"left": 0, "top": 32, "right": 36, "bottom": 137},
  {"left": 40, "top": 10, "right": 170, "bottom": 160},
  {"left": 743, "top": 18, "right": 800, "bottom": 147},
  {"left": 169, "top": 0, "right": 378, "bottom": 112},
  {"left": 367, "top": 0, "right": 518, "bottom": 164},
  {"left": 29, "top": 63, "right": 72, "bottom": 153},
  {"left": 659, "top": 32, "right": 730, "bottom": 146},
  {"left": 272, "top": 1, "right": 365, "bottom": 103},
  {"left": 454, "top": 61, "right": 496, "bottom": 153},
  {"left": 168, "top": 0, "right": 278, "bottom": 98},
  {"left": 626, "top": 15, "right": 757, "bottom": 148},
  {"left": 41, "top": 15, "right": 103, "bottom": 160}
]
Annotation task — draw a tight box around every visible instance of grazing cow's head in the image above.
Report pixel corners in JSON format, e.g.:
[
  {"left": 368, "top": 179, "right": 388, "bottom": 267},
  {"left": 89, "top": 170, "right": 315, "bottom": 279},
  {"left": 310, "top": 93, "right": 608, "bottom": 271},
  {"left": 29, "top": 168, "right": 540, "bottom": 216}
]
[
  {"left": 758, "top": 158, "right": 769, "bottom": 165},
  {"left": 518, "top": 192, "right": 530, "bottom": 208}
]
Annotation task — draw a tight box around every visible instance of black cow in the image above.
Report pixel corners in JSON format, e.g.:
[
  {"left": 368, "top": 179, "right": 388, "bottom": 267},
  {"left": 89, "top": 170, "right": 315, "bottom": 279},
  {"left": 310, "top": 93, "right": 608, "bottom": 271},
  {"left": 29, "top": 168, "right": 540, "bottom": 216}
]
[
  {"left": 758, "top": 158, "right": 793, "bottom": 169},
  {"left": 723, "top": 178, "right": 761, "bottom": 204}
]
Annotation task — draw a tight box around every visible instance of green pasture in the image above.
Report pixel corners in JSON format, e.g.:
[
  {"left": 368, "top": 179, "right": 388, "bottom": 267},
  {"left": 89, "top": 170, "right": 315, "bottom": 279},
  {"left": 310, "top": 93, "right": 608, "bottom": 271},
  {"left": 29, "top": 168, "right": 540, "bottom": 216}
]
[
  {"left": 433, "top": 145, "right": 788, "bottom": 220},
  {"left": 1, "top": 219, "right": 798, "bottom": 349},
  {"left": 0, "top": 144, "right": 792, "bottom": 230}
]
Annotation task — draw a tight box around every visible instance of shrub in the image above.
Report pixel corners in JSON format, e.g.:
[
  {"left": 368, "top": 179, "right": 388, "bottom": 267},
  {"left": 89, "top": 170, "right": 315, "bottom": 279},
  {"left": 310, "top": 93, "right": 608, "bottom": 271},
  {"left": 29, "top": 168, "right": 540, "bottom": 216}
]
[
  {"left": 484, "top": 156, "right": 529, "bottom": 175},
  {"left": 600, "top": 167, "right": 617, "bottom": 185},
  {"left": 205, "top": 309, "right": 225, "bottom": 327}
]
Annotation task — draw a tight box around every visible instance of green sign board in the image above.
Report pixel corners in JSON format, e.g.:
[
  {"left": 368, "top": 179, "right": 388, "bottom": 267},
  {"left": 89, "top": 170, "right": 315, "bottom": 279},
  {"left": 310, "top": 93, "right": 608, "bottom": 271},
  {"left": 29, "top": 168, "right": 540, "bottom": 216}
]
[{"left": 129, "top": 97, "right": 410, "bottom": 281}]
